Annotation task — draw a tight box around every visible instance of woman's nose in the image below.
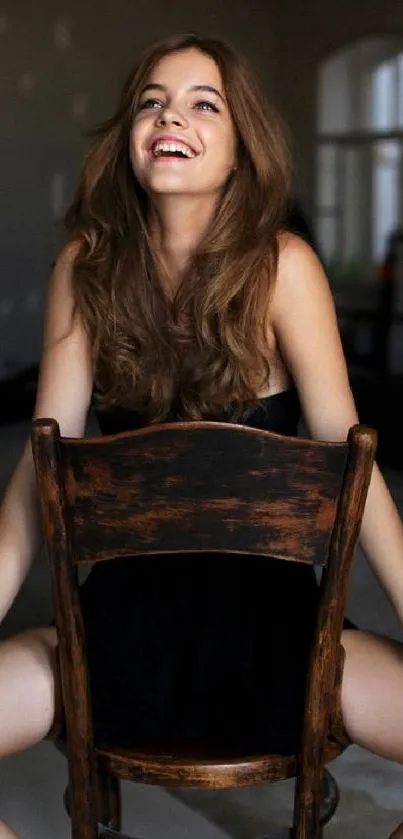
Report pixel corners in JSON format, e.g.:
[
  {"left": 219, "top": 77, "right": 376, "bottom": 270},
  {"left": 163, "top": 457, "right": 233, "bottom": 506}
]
[{"left": 155, "top": 106, "right": 188, "bottom": 128}]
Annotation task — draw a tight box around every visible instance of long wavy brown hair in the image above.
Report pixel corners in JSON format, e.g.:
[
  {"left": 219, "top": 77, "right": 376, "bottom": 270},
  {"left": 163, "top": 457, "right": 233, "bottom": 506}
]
[{"left": 66, "top": 33, "right": 292, "bottom": 421}]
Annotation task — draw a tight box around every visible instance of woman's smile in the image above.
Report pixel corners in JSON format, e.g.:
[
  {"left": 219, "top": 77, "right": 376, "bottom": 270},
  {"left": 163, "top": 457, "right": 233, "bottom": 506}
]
[{"left": 130, "top": 47, "right": 236, "bottom": 197}]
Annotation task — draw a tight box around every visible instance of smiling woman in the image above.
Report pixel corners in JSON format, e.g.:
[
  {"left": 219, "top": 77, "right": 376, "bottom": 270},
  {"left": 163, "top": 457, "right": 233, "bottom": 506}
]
[
  {"left": 67, "top": 34, "right": 291, "bottom": 419},
  {"left": 2, "top": 32, "right": 403, "bottom": 839},
  {"left": 131, "top": 50, "right": 237, "bottom": 199}
]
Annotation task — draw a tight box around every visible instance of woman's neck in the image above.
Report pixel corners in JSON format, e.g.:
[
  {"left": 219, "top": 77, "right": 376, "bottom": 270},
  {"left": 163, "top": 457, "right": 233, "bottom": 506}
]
[{"left": 148, "top": 194, "right": 218, "bottom": 291}]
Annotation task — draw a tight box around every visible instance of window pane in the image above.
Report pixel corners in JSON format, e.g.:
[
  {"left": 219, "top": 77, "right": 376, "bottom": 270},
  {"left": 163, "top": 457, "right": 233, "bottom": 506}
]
[
  {"left": 317, "top": 39, "right": 403, "bottom": 272},
  {"left": 316, "top": 216, "right": 337, "bottom": 264},
  {"left": 372, "top": 140, "right": 401, "bottom": 260},
  {"left": 371, "top": 59, "right": 396, "bottom": 130},
  {"left": 316, "top": 144, "right": 339, "bottom": 264},
  {"left": 399, "top": 53, "right": 403, "bottom": 127},
  {"left": 342, "top": 148, "right": 366, "bottom": 264},
  {"left": 316, "top": 145, "right": 337, "bottom": 208}
]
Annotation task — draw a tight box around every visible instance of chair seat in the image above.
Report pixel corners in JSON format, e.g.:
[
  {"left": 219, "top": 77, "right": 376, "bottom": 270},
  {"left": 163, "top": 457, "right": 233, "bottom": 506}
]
[
  {"left": 94, "top": 646, "right": 349, "bottom": 791},
  {"left": 95, "top": 736, "right": 344, "bottom": 789}
]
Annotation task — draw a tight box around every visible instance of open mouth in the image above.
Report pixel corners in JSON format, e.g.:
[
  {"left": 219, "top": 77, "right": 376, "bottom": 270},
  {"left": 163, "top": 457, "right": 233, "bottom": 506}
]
[{"left": 150, "top": 140, "right": 197, "bottom": 159}]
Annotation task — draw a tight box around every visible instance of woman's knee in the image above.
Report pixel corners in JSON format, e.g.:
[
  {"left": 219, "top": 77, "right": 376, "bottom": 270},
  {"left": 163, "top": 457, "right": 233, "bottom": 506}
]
[
  {"left": 0, "top": 626, "right": 58, "bottom": 756},
  {"left": 340, "top": 628, "right": 403, "bottom": 761}
]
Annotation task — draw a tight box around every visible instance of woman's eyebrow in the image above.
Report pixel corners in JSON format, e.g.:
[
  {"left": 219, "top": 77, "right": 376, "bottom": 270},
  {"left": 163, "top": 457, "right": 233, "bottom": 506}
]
[
  {"left": 140, "top": 82, "right": 224, "bottom": 101},
  {"left": 191, "top": 84, "right": 224, "bottom": 101}
]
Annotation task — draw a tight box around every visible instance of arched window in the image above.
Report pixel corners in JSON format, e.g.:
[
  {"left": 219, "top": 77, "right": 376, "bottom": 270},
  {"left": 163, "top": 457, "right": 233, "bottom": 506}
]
[{"left": 316, "top": 36, "right": 403, "bottom": 282}]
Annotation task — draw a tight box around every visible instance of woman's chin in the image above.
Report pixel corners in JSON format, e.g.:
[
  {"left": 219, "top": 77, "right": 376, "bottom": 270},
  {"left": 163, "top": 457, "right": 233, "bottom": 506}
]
[{"left": 146, "top": 182, "right": 209, "bottom": 199}]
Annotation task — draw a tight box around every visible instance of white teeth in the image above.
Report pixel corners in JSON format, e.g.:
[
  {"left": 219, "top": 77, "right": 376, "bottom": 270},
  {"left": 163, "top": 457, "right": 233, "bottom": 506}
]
[{"left": 152, "top": 140, "right": 196, "bottom": 158}]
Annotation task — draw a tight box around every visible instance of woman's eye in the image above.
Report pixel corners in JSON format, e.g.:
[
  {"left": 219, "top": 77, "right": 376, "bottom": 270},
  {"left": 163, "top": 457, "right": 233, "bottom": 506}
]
[
  {"left": 194, "top": 100, "right": 219, "bottom": 112},
  {"left": 137, "top": 98, "right": 219, "bottom": 113},
  {"left": 139, "top": 98, "right": 163, "bottom": 110}
]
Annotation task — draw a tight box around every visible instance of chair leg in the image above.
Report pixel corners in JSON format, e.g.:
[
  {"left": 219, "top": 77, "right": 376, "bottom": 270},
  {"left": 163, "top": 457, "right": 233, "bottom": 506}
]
[
  {"left": 97, "top": 773, "right": 122, "bottom": 831},
  {"left": 65, "top": 768, "right": 337, "bottom": 839},
  {"left": 253, "top": 769, "right": 339, "bottom": 839},
  {"left": 64, "top": 775, "right": 122, "bottom": 831},
  {"left": 319, "top": 769, "right": 340, "bottom": 826},
  {"left": 63, "top": 784, "right": 71, "bottom": 818},
  {"left": 293, "top": 766, "right": 324, "bottom": 839}
]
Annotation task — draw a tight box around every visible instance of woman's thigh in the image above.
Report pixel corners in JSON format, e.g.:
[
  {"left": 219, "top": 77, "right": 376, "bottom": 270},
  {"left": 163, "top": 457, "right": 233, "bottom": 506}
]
[
  {"left": 341, "top": 627, "right": 403, "bottom": 762},
  {"left": 3, "top": 624, "right": 403, "bottom": 763},
  {"left": 0, "top": 626, "right": 58, "bottom": 756}
]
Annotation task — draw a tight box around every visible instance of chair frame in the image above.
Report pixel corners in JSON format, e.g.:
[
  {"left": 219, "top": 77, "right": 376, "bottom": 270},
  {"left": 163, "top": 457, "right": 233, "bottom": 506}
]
[{"left": 31, "top": 418, "right": 377, "bottom": 839}]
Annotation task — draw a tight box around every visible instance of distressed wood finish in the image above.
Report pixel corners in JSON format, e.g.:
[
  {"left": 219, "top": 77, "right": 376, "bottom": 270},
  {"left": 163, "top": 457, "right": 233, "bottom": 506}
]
[
  {"left": 294, "top": 425, "right": 377, "bottom": 839},
  {"left": 94, "top": 738, "right": 346, "bottom": 789},
  {"left": 62, "top": 423, "right": 348, "bottom": 566},
  {"left": 31, "top": 419, "right": 98, "bottom": 839},
  {"left": 31, "top": 418, "right": 377, "bottom": 839},
  {"left": 96, "top": 745, "right": 298, "bottom": 788}
]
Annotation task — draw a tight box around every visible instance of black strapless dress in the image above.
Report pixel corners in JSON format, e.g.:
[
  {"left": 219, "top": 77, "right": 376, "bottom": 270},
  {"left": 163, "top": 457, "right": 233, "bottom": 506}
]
[{"left": 80, "top": 390, "right": 320, "bottom": 755}]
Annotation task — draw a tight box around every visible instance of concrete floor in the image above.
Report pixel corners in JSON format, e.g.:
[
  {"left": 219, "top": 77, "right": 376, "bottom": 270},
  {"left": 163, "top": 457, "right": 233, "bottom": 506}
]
[{"left": 1, "top": 418, "right": 403, "bottom": 838}]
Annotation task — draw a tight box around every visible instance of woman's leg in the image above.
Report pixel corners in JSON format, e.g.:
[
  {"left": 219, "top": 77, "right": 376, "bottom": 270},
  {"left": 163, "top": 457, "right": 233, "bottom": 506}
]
[
  {"left": 3, "top": 624, "right": 403, "bottom": 837},
  {"left": 341, "top": 628, "right": 403, "bottom": 837},
  {"left": 0, "top": 827, "right": 20, "bottom": 839},
  {"left": 0, "top": 626, "right": 57, "bottom": 839}
]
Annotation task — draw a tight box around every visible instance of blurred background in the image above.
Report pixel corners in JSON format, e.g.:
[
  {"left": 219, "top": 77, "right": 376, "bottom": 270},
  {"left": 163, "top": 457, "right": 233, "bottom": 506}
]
[{"left": 1, "top": 4, "right": 403, "bottom": 837}]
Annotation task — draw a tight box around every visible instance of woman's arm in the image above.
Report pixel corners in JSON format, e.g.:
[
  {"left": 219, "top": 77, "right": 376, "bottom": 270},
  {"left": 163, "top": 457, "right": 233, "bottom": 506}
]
[
  {"left": 0, "top": 243, "right": 93, "bottom": 623},
  {"left": 271, "top": 233, "right": 403, "bottom": 623}
]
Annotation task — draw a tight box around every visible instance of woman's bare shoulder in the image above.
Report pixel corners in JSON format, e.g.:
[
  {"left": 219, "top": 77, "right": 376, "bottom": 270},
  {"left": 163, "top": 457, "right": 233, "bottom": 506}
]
[
  {"left": 273, "top": 230, "right": 332, "bottom": 313},
  {"left": 53, "top": 238, "right": 82, "bottom": 272},
  {"left": 277, "top": 230, "right": 320, "bottom": 271},
  {"left": 272, "top": 231, "right": 358, "bottom": 440}
]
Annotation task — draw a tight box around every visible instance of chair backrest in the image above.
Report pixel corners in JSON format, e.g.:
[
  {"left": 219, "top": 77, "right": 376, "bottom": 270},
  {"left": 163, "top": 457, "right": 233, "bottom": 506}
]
[
  {"left": 32, "top": 419, "right": 374, "bottom": 566},
  {"left": 31, "top": 418, "right": 376, "bottom": 837}
]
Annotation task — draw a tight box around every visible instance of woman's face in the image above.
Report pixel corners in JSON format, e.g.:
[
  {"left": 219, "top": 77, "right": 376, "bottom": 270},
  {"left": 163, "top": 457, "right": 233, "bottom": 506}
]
[{"left": 130, "top": 48, "right": 237, "bottom": 199}]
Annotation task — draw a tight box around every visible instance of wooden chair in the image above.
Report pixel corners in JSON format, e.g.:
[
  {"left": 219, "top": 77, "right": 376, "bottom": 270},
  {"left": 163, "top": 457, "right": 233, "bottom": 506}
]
[{"left": 31, "top": 418, "right": 377, "bottom": 839}]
